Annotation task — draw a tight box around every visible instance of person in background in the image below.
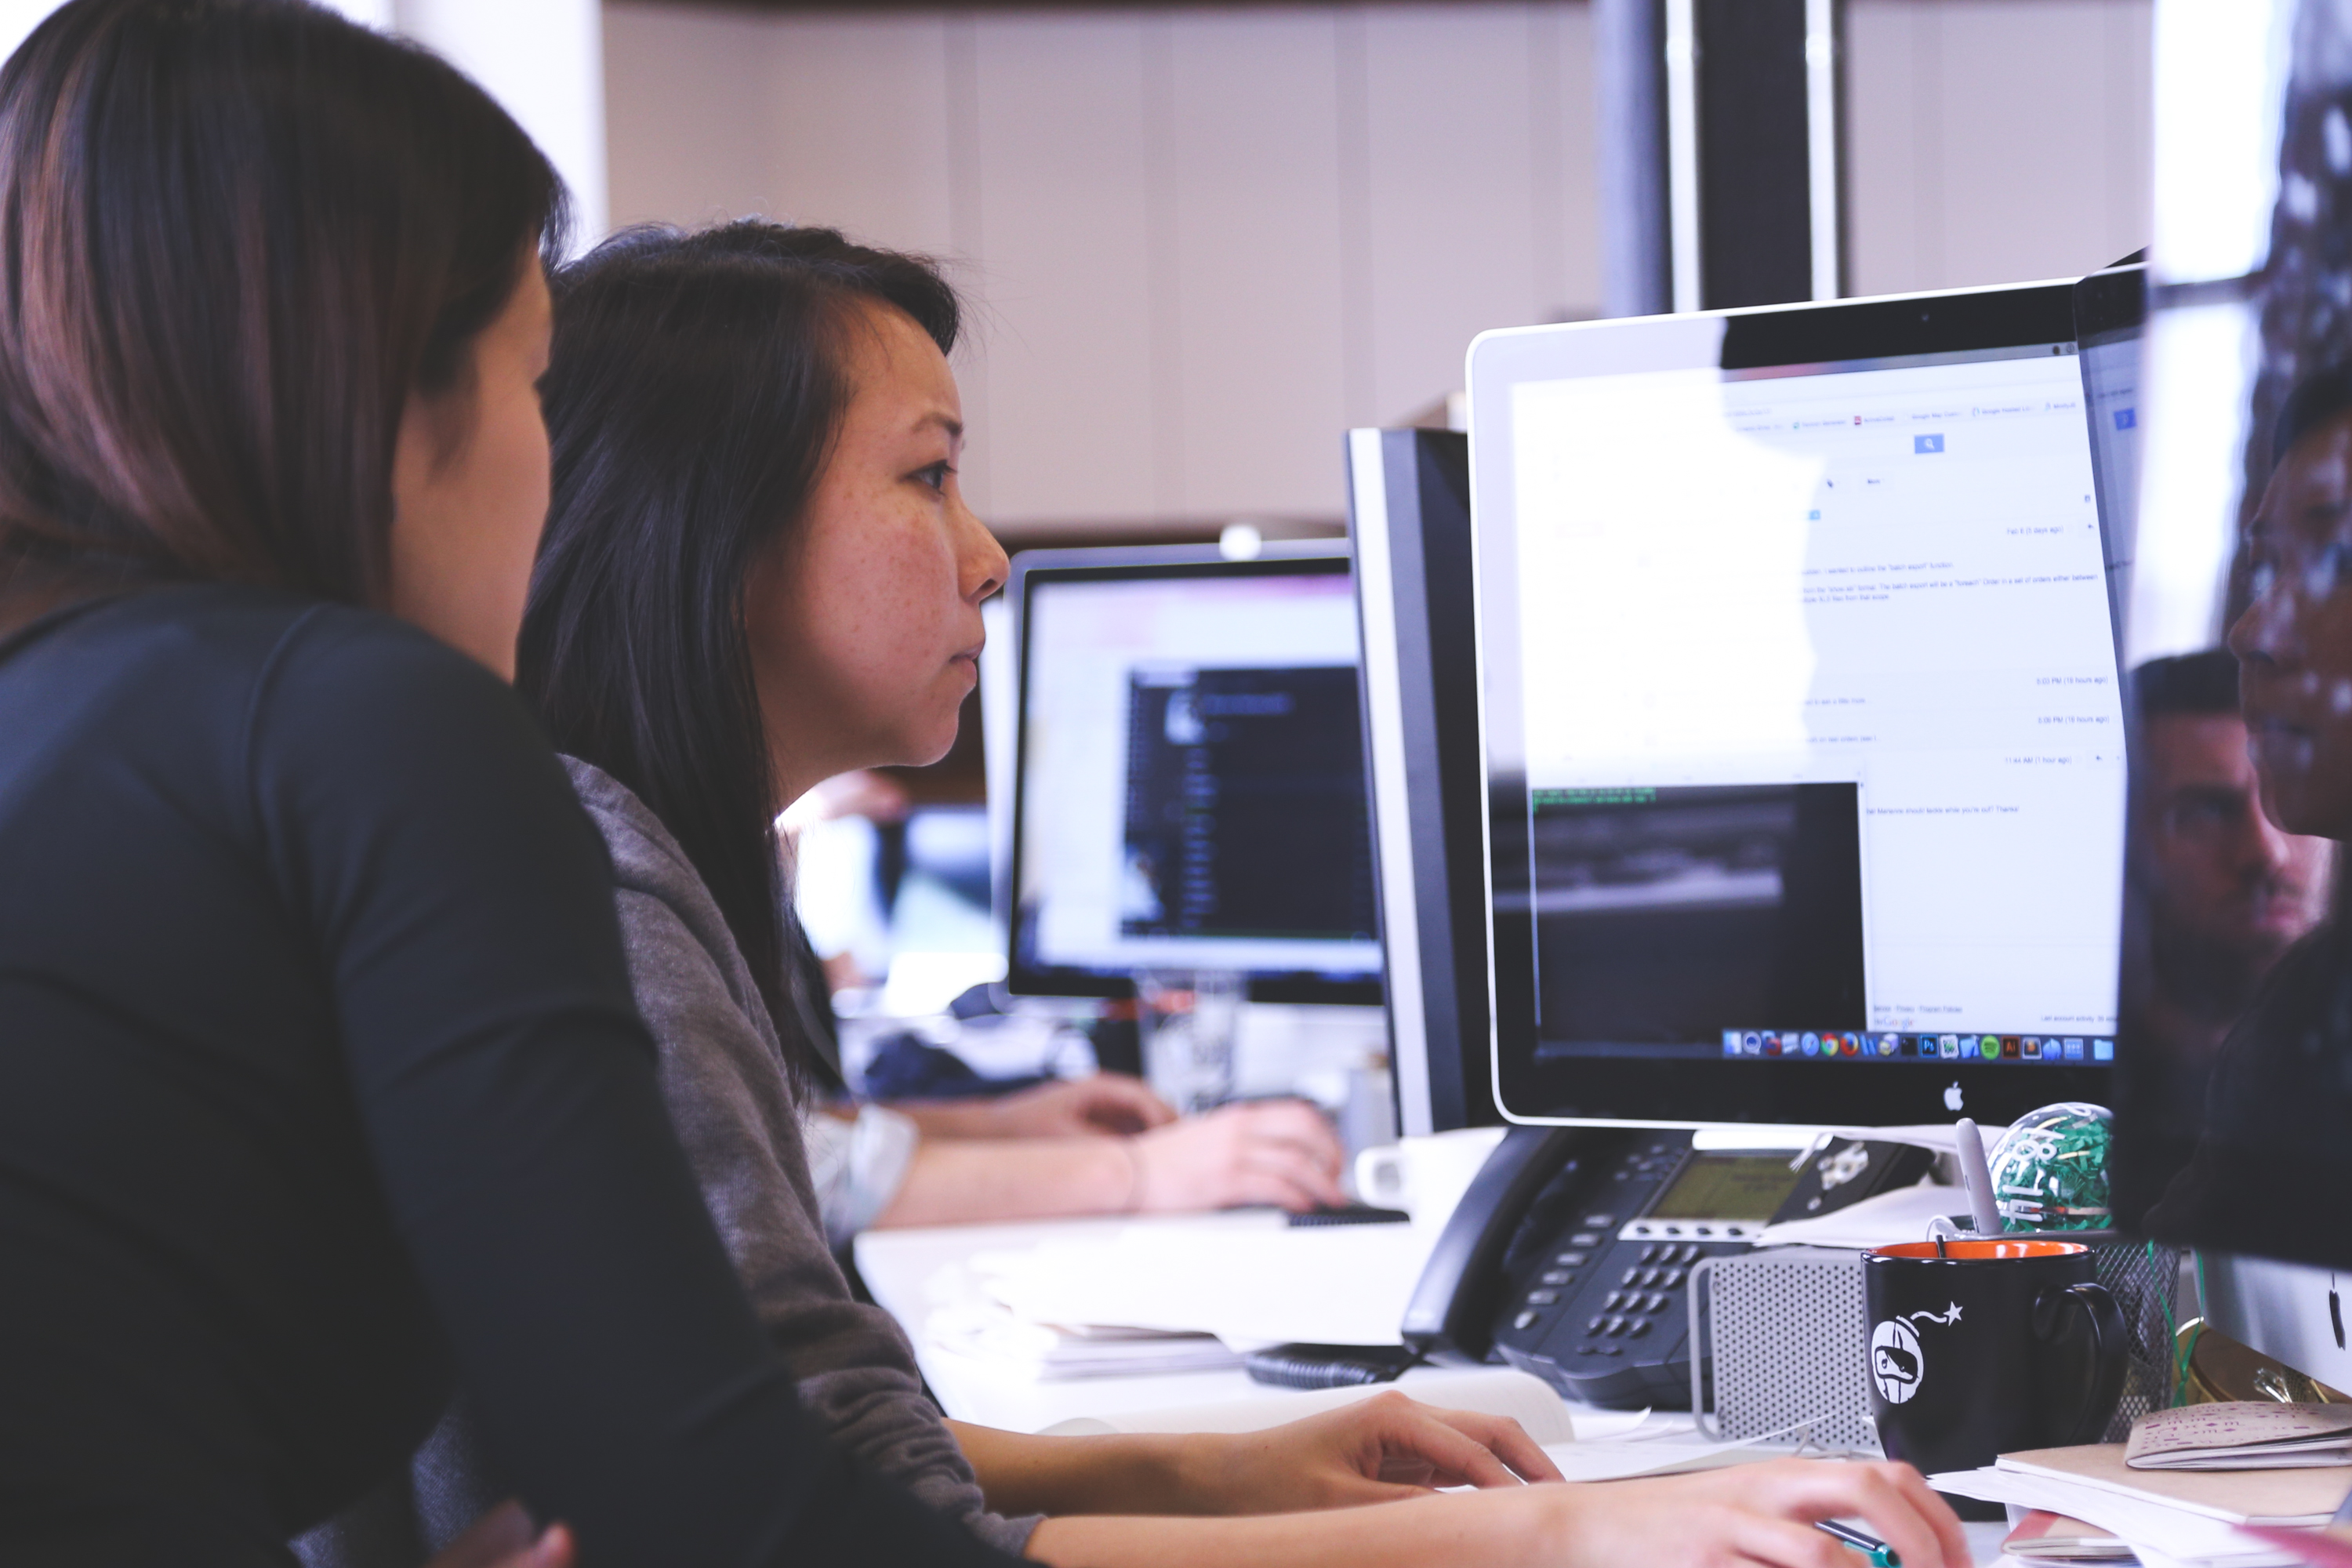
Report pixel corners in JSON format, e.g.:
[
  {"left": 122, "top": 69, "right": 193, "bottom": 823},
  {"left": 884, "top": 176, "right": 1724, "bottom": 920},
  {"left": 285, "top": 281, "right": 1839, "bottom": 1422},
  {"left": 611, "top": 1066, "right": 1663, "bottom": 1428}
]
[
  {"left": 804, "top": 1057, "right": 1352, "bottom": 1246},
  {"left": 2125, "top": 647, "right": 2332, "bottom": 1117},
  {"left": 786, "top": 758, "right": 1356, "bottom": 1243},
  {"left": 506, "top": 216, "right": 1972, "bottom": 1568},
  {"left": 0, "top": 2, "right": 1016, "bottom": 1564}
]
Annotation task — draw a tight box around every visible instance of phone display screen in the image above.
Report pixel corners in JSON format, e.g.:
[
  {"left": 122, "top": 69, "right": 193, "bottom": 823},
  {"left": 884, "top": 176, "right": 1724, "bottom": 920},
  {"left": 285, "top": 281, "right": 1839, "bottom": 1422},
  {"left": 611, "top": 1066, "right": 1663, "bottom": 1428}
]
[{"left": 1643, "top": 1153, "right": 1802, "bottom": 1221}]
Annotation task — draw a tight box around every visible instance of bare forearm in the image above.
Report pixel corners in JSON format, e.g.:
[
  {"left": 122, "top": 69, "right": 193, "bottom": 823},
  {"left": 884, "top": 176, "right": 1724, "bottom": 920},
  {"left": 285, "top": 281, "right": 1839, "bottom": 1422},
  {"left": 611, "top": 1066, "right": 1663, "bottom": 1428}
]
[
  {"left": 1024, "top": 1492, "right": 1557, "bottom": 1568},
  {"left": 875, "top": 1138, "right": 1132, "bottom": 1228},
  {"left": 888, "top": 1099, "right": 1015, "bottom": 1140},
  {"left": 948, "top": 1422, "right": 1204, "bottom": 1518}
]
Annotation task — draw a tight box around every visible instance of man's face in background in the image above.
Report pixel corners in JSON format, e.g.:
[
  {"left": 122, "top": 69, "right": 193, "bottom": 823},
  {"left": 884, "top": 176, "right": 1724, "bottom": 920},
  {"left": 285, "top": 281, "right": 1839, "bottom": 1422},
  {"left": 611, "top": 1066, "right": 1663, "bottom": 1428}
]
[{"left": 2136, "top": 708, "right": 2332, "bottom": 1013}]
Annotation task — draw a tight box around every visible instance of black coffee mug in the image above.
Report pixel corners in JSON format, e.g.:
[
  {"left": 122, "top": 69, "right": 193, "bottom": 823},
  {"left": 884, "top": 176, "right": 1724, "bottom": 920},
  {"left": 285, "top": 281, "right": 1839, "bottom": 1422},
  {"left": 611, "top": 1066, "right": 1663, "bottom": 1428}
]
[{"left": 1863, "top": 1239, "right": 2127, "bottom": 1519}]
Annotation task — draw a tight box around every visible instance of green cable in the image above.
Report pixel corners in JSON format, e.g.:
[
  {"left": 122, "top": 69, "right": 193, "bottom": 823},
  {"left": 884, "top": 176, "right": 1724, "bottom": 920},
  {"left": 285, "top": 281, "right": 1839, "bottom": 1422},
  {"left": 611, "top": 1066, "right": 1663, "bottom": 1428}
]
[{"left": 2170, "top": 1248, "right": 2208, "bottom": 1406}]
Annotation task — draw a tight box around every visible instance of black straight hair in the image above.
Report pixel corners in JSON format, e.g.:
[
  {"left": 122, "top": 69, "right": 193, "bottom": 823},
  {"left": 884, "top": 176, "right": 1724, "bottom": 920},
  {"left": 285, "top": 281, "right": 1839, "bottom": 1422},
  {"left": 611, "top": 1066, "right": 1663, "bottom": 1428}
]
[
  {"left": 0, "top": 0, "right": 564, "bottom": 615},
  {"left": 517, "top": 221, "right": 960, "bottom": 1052}
]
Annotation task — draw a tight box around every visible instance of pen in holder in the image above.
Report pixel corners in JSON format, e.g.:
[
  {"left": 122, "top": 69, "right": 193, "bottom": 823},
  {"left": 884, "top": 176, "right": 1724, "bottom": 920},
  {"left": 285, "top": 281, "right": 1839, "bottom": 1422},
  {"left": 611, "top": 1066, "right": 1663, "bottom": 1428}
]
[{"left": 1953, "top": 1117, "right": 2005, "bottom": 1236}]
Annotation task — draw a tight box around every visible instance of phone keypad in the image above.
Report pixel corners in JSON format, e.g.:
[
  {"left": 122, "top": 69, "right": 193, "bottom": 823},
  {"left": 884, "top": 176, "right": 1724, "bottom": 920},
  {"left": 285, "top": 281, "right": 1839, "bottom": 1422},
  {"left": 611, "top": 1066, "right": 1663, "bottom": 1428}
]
[{"left": 1487, "top": 1134, "right": 1793, "bottom": 1407}]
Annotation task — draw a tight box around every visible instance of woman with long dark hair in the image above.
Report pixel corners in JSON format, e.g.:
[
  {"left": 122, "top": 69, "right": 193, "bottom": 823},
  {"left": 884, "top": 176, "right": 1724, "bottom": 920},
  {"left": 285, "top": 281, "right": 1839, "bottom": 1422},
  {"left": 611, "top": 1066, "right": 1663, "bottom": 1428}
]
[
  {"left": 0, "top": 4, "right": 1009, "bottom": 1563},
  {"left": 514, "top": 220, "right": 1976, "bottom": 1568}
]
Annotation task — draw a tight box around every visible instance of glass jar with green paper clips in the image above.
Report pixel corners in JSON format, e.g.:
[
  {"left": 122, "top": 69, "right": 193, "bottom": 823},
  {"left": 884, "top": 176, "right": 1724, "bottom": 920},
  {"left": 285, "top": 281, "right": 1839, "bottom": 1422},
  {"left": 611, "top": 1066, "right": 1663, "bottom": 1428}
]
[{"left": 1989, "top": 1102, "right": 2114, "bottom": 1232}]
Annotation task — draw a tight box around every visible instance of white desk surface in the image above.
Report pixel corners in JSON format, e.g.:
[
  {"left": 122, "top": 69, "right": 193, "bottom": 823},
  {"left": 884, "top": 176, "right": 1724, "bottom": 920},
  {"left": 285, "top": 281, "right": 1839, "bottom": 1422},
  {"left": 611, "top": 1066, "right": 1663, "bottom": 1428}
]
[
  {"left": 855, "top": 1210, "right": 1316, "bottom": 1434},
  {"left": 854, "top": 1212, "right": 2015, "bottom": 1563}
]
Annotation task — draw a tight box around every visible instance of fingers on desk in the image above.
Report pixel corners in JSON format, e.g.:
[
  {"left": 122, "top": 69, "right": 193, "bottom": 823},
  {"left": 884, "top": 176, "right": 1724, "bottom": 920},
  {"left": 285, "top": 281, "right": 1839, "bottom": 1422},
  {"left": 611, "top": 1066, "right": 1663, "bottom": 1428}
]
[
  {"left": 1341, "top": 1391, "right": 1555, "bottom": 1491},
  {"left": 1425, "top": 1407, "right": 1563, "bottom": 1486},
  {"left": 1714, "top": 1458, "right": 1969, "bottom": 1568}
]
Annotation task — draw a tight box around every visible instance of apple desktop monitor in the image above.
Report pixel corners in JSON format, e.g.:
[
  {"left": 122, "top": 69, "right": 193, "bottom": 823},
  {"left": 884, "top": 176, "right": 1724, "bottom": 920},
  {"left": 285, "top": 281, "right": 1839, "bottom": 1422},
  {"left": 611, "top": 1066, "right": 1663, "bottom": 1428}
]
[
  {"left": 1347, "top": 427, "right": 1501, "bottom": 1135},
  {"left": 1468, "top": 280, "right": 2127, "bottom": 1128},
  {"left": 1001, "top": 543, "right": 1382, "bottom": 1004}
]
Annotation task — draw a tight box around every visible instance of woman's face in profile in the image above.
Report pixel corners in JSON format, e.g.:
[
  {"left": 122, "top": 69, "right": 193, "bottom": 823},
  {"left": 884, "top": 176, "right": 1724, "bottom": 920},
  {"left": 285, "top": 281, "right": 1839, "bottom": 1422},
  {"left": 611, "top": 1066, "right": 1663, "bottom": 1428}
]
[
  {"left": 2231, "top": 408, "right": 2352, "bottom": 840},
  {"left": 745, "top": 301, "right": 1008, "bottom": 804}
]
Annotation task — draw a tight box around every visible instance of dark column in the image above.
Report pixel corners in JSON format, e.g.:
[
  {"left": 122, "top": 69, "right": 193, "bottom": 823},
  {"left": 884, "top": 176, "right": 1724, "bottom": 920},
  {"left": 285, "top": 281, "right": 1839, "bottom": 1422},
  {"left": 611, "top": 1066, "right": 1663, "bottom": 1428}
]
[
  {"left": 1595, "top": 0, "right": 1672, "bottom": 318},
  {"left": 1694, "top": 0, "right": 1818, "bottom": 309},
  {"left": 1596, "top": 0, "right": 1843, "bottom": 314}
]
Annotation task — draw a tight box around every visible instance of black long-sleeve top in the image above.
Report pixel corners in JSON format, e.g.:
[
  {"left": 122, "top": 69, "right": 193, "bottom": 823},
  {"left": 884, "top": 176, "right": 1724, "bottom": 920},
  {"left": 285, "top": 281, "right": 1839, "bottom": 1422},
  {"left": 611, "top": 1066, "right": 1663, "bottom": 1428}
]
[{"left": 0, "top": 586, "right": 1007, "bottom": 1567}]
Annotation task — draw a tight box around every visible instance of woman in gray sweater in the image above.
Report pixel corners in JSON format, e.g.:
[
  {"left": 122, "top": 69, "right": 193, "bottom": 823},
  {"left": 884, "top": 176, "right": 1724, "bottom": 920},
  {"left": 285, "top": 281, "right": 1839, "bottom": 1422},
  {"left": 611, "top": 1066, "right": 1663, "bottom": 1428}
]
[{"left": 503, "top": 220, "right": 1970, "bottom": 1568}]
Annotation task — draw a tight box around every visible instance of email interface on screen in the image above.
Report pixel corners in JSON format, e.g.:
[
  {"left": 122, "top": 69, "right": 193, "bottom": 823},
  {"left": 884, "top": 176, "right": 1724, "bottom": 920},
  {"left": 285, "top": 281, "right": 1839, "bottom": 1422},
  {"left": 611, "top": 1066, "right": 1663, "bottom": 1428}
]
[
  {"left": 1014, "top": 567, "right": 1381, "bottom": 984},
  {"left": 1507, "top": 343, "right": 2124, "bottom": 1066}
]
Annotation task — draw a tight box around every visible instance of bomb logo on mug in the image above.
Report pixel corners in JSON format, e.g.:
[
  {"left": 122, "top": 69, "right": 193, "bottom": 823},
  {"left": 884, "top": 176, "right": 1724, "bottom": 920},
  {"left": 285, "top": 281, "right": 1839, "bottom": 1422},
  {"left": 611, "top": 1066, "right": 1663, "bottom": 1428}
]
[
  {"left": 1868, "top": 1302, "right": 1961, "bottom": 1404},
  {"left": 1869, "top": 1319, "right": 1923, "bottom": 1403}
]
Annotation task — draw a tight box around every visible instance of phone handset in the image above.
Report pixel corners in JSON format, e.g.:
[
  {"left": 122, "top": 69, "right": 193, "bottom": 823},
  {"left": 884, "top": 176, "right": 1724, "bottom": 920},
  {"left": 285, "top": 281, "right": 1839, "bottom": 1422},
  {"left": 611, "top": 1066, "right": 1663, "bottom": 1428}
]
[{"left": 1399, "top": 1126, "right": 1606, "bottom": 1364}]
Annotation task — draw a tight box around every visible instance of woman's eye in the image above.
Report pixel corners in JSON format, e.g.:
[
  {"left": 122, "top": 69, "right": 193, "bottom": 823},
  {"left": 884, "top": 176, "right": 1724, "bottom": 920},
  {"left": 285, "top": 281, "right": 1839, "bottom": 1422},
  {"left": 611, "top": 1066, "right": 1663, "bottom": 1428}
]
[{"left": 914, "top": 461, "right": 953, "bottom": 493}]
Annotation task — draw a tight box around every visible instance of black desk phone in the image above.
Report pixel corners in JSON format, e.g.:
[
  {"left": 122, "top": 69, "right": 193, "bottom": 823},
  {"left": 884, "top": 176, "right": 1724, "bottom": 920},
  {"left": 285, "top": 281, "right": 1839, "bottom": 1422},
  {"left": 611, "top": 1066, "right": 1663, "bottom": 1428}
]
[{"left": 1401, "top": 1127, "right": 1933, "bottom": 1408}]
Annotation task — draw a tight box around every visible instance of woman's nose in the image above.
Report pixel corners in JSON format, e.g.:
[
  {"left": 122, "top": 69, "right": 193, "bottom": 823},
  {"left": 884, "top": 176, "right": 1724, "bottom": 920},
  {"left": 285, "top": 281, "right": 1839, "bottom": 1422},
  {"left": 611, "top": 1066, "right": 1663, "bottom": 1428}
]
[
  {"left": 2230, "top": 564, "right": 2295, "bottom": 670},
  {"left": 955, "top": 499, "right": 1008, "bottom": 604}
]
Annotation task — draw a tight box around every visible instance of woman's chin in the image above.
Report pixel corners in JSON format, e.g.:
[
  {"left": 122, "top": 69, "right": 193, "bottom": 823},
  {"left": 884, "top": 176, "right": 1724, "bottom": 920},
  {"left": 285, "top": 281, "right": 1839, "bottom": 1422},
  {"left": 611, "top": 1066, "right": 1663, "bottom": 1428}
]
[{"left": 895, "top": 722, "right": 962, "bottom": 771}]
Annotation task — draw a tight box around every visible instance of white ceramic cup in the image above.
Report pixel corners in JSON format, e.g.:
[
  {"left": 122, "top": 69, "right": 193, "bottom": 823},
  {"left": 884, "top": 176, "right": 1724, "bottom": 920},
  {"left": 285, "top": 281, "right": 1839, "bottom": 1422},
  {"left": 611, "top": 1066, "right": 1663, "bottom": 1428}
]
[{"left": 1352, "top": 1127, "right": 1508, "bottom": 1222}]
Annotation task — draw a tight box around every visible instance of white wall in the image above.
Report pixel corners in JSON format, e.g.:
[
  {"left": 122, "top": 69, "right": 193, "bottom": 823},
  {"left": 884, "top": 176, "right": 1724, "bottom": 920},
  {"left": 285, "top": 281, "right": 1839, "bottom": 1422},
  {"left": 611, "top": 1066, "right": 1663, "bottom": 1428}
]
[
  {"left": 604, "top": 2, "right": 1599, "bottom": 532},
  {"left": 605, "top": 0, "right": 2151, "bottom": 535},
  {"left": 0, "top": 0, "right": 606, "bottom": 243},
  {"left": 400, "top": 0, "right": 608, "bottom": 243},
  {"left": 1845, "top": 0, "right": 2153, "bottom": 296}
]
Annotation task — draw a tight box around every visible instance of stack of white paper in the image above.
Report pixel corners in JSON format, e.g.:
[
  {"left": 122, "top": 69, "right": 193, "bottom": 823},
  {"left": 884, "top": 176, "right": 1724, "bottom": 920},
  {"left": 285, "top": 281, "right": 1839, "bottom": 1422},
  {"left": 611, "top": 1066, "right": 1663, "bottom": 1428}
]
[
  {"left": 924, "top": 1289, "right": 1243, "bottom": 1380},
  {"left": 1929, "top": 1457, "right": 2314, "bottom": 1568},
  {"left": 959, "top": 1217, "right": 1437, "bottom": 1350}
]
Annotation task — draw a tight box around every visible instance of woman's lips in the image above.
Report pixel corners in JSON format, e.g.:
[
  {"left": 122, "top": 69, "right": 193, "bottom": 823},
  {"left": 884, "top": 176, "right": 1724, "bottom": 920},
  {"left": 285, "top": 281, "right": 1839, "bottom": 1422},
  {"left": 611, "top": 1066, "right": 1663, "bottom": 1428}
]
[{"left": 2247, "top": 715, "right": 2319, "bottom": 773}]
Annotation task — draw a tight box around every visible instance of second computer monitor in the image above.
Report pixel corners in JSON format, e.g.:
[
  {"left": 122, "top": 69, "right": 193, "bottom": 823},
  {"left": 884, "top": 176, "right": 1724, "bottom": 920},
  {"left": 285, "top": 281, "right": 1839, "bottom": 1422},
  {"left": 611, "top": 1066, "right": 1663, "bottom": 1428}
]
[{"left": 1003, "top": 544, "right": 1381, "bottom": 1003}]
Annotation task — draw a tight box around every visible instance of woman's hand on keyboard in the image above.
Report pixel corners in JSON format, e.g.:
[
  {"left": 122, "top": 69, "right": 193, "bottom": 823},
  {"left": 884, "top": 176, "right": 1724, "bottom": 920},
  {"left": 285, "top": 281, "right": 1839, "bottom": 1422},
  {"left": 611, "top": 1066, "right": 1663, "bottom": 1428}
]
[
  {"left": 1542, "top": 1457, "right": 1969, "bottom": 1568},
  {"left": 1185, "top": 1388, "right": 1565, "bottom": 1512}
]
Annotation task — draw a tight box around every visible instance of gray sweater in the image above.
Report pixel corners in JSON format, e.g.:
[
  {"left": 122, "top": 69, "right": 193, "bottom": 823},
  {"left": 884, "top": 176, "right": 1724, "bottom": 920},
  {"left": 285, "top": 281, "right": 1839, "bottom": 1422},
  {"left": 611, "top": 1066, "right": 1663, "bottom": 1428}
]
[
  {"left": 292, "top": 760, "right": 1035, "bottom": 1566},
  {"left": 561, "top": 758, "right": 1036, "bottom": 1555}
]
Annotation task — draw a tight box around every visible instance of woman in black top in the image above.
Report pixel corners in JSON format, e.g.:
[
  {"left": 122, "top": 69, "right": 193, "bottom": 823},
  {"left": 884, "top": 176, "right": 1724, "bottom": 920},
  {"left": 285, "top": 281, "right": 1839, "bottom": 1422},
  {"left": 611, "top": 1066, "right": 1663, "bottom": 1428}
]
[{"left": 0, "top": 3, "right": 1006, "bottom": 1564}]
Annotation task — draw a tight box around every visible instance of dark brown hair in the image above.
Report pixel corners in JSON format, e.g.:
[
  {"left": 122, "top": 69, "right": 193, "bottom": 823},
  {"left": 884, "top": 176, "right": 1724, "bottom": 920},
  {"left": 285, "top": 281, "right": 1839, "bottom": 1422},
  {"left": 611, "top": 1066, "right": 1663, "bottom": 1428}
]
[
  {"left": 518, "top": 222, "right": 958, "bottom": 1047},
  {"left": 0, "top": 0, "right": 566, "bottom": 612}
]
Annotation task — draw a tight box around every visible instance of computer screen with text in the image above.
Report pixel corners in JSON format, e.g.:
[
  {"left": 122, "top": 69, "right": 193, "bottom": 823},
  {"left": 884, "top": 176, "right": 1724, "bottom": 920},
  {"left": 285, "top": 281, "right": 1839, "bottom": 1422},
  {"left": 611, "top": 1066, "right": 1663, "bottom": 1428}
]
[
  {"left": 1504, "top": 339, "right": 2124, "bottom": 1073},
  {"left": 1007, "top": 553, "right": 1381, "bottom": 997}
]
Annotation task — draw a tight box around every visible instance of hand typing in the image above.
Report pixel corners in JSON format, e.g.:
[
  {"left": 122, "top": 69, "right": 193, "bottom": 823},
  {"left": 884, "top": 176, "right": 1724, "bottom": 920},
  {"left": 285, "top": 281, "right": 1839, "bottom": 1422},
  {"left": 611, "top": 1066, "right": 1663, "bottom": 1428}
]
[
  {"left": 1538, "top": 1457, "right": 1971, "bottom": 1568},
  {"left": 1185, "top": 1389, "right": 1566, "bottom": 1513},
  {"left": 1129, "top": 1099, "right": 1348, "bottom": 1211}
]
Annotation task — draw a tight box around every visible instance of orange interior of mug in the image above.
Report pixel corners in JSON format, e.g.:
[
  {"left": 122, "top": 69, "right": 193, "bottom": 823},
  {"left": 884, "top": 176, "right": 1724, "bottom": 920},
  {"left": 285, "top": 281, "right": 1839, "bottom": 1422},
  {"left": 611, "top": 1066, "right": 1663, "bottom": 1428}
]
[{"left": 1873, "top": 1240, "right": 2087, "bottom": 1260}]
